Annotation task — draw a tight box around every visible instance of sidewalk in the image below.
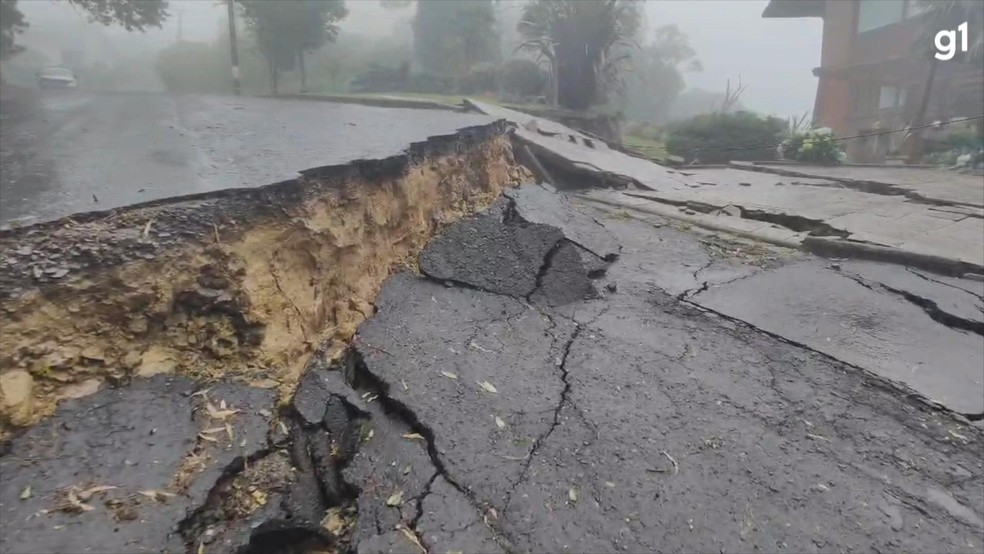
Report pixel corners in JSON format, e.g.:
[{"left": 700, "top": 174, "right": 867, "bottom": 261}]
[{"left": 465, "top": 100, "right": 984, "bottom": 277}]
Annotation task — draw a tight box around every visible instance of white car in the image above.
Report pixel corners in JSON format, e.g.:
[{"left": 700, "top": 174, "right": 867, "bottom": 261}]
[{"left": 38, "top": 66, "right": 78, "bottom": 89}]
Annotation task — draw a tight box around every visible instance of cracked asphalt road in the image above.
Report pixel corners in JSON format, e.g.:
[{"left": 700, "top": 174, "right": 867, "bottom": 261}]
[{"left": 1, "top": 184, "right": 981, "bottom": 553}]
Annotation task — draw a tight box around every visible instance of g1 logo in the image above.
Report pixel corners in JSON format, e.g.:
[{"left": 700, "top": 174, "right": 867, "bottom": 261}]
[{"left": 935, "top": 21, "right": 969, "bottom": 60}]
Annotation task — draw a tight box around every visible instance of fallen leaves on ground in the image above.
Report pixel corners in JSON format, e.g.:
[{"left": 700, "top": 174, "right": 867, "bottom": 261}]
[
  {"left": 494, "top": 416, "right": 506, "bottom": 429},
  {"left": 395, "top": 524, "right": 426, "bottom": 554},
  {"left": 321, "top": 507, "right": 355, "bottom": 536},
  {"left": 77, "top": 485, "right": 118, "bottom": 502},
  {"left": 478, "top": 380, "right": 498, "bottom": 394},
  {"left": 386, "top": 491, "right": 404, "bottom": 507},
  {"left": 138, "top": 490, "right": 177, "bottom": 503},
  {"left": 402, "top": 433, "right": 425, "bottom": 441},
  {"left": 441, "top": 371, "right": 459, "bottom": 380}
]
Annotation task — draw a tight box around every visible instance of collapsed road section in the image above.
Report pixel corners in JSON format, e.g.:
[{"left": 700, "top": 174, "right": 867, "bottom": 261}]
[
  {"left": 0, "top": 120, "right": 530, "bottom": 433},
  {"left": 2, "top": 177, "right": 982, "bottom": 554}
]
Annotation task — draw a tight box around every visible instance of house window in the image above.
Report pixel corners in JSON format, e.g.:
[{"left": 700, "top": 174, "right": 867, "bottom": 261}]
[
  {"left": 878, "top": 86, "right": 906, "bottom": 109},
  {"left": 857, "top": 0, "right": 906, "bottom": 33}
]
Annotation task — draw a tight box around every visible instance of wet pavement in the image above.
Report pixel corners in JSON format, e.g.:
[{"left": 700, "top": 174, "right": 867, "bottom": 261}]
[
  {"left": 2, "top": 183, "right": 981, "bottom": 554},
  {"left": 0, "top": 90, "right": 492, "bottom": 227},
  {"left": 464, "top": 101, "right": 984, "bottom": 275}
]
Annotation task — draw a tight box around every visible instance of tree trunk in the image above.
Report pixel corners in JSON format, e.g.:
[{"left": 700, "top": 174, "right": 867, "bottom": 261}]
[
  {"left": 269, "top": 59, "right": 279, "bottom": 95},
  {"left": 905, "top": 58, "right": 938, "bottom": 164},
  {"left": 298, "top": 50, "right": 307, "bottom": 92}
]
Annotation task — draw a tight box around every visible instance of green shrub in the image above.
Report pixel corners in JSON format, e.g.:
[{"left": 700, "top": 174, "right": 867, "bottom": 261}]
[
  {"left": 457, "top": 62, "right": 498, "bottom": 94},
  {"left": 498, "top": 59, "right": 546, "bottom": 98},
  {"left": 665, "top": 111, "right": 785, "bottom": 164},
  {"left": 780, "top": 128, "right": 844, "bottom": 164}
]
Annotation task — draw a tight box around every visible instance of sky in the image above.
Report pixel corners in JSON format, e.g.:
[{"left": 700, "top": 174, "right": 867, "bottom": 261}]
[{"left": 12, "top": 0, "right": 824, "bottom": 119}]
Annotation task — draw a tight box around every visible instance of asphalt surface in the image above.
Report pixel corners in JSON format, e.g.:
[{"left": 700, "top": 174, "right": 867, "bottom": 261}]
[
  {"left": 0, "top": 90, "right": 492, "bottom": 227},
  {"left": 1, "top": 185, "right": 981, "bottom": 554}
]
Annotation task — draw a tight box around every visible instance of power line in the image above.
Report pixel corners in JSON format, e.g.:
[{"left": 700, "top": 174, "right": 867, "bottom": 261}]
[{"left": 690, "top": 114, "right": 984, "bottom": 154}]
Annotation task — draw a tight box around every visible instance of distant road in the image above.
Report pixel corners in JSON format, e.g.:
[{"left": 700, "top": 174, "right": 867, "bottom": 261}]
[{"left": 0, "top": 90, "right": 492, "bottom": 227}]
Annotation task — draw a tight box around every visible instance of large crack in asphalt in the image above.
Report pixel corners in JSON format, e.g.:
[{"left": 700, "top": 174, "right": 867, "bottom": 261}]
[
  {"left": 677, "top": 293, "right": 984, "bottom": 421},
  {"left": 734, "top": 164, "right": 984, "bottom": 210},
  {"left": 344, "top": 347, "right": 511, "bottom": 551},
  {"left": 4, "top": 176, "right": 982, "bottom": 553},
  {"left": 840, "top": 271, "right": 984, "bottom": 337},
  {"left": 623, "top": 191, "right": 851, "bottom": 238}
]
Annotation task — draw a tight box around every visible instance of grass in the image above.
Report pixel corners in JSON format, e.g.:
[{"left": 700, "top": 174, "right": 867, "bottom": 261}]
[{"left": 622, "top": 134, "right": 668, "bottom": 162}]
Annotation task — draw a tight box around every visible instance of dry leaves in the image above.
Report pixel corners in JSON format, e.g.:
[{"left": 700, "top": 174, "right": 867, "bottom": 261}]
[
  {"left": 494, "top": 416, "right": 506, "bottom": 429},
  {"left": 77, "top": 485, "right": 117, "bottom": 502},
  {"left": 478, "top": 380, "right": 498, "bottom": 394},
  {"left": 568, "top": 486, "right": 579, "bottom": 504},
  {"left": 395, "top": 524, "right": 426, "bottom": 554},
  {"left": 20, "top": 486, "right": 31, "bottom": 500},
  {"left": 56, "top": 485, "right": 117, "bottom": 514},
  {"left": 402, "top": 433, "right": 425, "bottom": 441},
  {"left": 205, "top": 399, "right": 239, "bottom": 421},
  {"left": 138, "top": 490, "right": 177, "bottom": 503},
  {"left": 441, "top": 371, "right": 459, "bottom": 380},
  {"left": 385, "top": 491, "right": 404, "bottom": 507},
  {"left": 321, "top": 507, "right": 353, "bottom": 536}
]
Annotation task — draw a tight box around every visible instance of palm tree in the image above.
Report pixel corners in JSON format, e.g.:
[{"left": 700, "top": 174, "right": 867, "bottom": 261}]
[
  {"left": 517, "top": 0, "right": 640, "bottom": 111},
  {"left": 905, "top": 0, "right": 983, "bottom": 162}
]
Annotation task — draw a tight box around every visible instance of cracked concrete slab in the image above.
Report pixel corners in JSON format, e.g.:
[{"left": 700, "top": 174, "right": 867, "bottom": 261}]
[
  {"left": 465, "top": 100, "right": 697, "bottom": 192},
  {"left": 418, "top": 198, "right": 564, "bottom": 298},
  {"left": 416, "top": 476, "right": 503, "bottom": 554},
  {"left": 343, "top": 398, "right": 437, "bottom": 553},
  {"left": 529, "top": 241, "right": 603, "bottom": 307},
  {"left": 578, "top": 164, "right": 984, "bottom": 273},
  {"left": 730, "top": 162, "right": 984, "bottom": 209},
  {"left": 350, "top": 196, "right": 983, "bottom": 553},
  {"left": 838, "top": 260, "right": 983, "bottom": 334},
  {"left": 0, "top": 375, "right": 276, "bottom": 554},
  {"left": 354, "top": 272, "right": 576, "bottom": 512},
  {"left": 693, "top": 260, "right": 984, "bottom": 415},
  {"left": 504, "top": 184, "right": 620, "bottom": 260},
  {"left": 419, "top": 186, "right": 610, "bottom": 306}
]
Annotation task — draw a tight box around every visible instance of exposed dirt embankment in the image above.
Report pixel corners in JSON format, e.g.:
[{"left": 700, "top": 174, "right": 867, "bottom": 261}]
[{"left": 0, "top": 122, "right": 531, "bottom": 434}]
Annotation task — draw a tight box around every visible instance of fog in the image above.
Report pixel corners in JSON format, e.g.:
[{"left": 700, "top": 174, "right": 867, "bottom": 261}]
[{"left": 3, "top": 0, "right": 823, "bottom": 119}]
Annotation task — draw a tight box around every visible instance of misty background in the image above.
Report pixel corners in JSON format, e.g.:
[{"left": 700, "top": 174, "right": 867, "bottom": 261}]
[{"left": 2, "top": 0, "right": 821, "bottom": 120}]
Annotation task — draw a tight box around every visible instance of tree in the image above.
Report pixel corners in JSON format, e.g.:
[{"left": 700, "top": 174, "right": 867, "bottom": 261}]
[
  {"left": 1, "top": 0, "right": 28, "bottom": 61},
  {"left": 2, "top": 0, "right": 167, "bottom": 61},
  {"left": 905, "top": 0, "right": 983, "bottom": 162},
  {"left": 239, "top": 0, "right": 347, "bottom": 94},
  {"left": 69, "top": 0, "right": 169, "bottom": 31},
  {"left": 622, "top": 24, "right": 701, "bottom": 123},
  {"left": 517, "top": 0, "right": 642, "bottom": 111},
  {"left": 412, "top": 0, "right": 498, "bottom": 79}
]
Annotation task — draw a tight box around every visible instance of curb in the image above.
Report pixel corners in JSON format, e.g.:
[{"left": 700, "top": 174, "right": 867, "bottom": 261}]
[
  {"left": 265, "top": 94, "right": 463, "bottom": 112},
  {"left": 575, "top": 194, "right": 984, "bottom": 278},
  {"left": 801, "top": 236, "right": 984, "bottom": 278},
  {"left": 572, "top": 194, "right": 802, "bottom": 250}
]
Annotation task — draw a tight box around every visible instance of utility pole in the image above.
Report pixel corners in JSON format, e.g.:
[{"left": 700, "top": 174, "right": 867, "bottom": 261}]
[{"left": 227, "top": 0, "right": 241, "bottom": 96}]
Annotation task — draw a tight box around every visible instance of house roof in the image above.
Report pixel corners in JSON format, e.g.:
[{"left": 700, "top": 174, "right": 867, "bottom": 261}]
[{"left": 761, "top": 0, "right": 825, "bottom": 18}]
